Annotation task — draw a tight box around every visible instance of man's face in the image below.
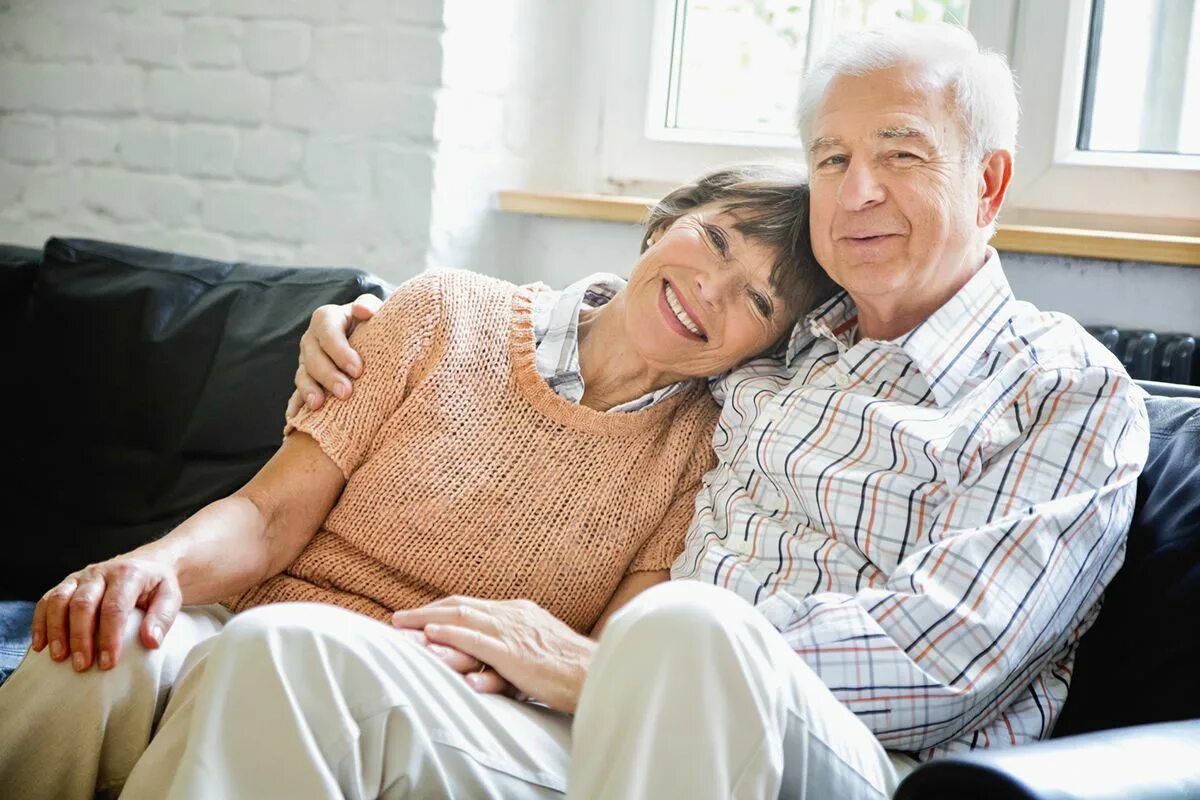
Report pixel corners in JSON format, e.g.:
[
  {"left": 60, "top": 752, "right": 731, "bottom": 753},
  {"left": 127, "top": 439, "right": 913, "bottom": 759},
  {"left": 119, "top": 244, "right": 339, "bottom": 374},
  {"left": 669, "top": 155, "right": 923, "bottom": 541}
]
[{"left": 807, "top": 64, "right": 984, "bottom": 317}]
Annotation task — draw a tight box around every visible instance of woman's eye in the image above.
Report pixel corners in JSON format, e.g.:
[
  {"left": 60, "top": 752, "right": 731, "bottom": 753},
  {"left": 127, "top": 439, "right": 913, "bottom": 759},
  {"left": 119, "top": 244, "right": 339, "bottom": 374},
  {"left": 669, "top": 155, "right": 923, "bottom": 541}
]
[
  {"left": 705, "top": 225, "right": 729, "bottom": 256},
  {"left": 751, "top": 292, "right": 772, "bottom": 318}
]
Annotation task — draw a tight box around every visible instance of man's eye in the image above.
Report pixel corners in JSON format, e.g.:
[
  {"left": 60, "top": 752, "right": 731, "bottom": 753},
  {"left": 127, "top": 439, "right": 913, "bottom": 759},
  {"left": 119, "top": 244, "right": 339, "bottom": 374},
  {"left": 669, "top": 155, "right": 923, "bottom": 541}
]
[
  {"left": 892, "top": 151, "right": 919, "bottom": 161},
  {"left": 816, "top": 154, "right": 848, "bottom": 170},
  {"left": 704, "top": 225, "right": 729, "bottom": 256}
]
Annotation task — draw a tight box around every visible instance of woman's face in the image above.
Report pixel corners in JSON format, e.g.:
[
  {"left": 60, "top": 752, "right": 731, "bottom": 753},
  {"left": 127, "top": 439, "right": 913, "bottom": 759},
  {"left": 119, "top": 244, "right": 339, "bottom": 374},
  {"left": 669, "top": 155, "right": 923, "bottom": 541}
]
[{"left": 623, "top": 206, "right": 799, "bottom": 378}]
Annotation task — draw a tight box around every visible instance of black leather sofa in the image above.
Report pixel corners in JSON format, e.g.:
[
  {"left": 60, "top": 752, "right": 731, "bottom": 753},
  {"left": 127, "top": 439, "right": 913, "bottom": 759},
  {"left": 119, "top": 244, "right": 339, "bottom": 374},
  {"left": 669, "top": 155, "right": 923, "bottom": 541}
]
[{"left": 1, "top": 238, "right": 1198, "bottom": 799}]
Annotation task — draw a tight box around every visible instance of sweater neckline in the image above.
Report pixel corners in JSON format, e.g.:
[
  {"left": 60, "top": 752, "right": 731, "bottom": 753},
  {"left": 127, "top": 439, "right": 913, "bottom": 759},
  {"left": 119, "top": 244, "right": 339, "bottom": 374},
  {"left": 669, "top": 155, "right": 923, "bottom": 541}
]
[{"left": 509, "top": 286, "right": 710, "bottom": 434}]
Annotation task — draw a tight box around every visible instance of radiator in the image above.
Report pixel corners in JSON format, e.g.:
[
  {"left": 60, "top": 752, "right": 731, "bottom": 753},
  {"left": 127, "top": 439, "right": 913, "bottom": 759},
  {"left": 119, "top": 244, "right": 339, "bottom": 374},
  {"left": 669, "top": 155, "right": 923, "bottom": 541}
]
[{"left": 1085, "top": 327, "right": 1198, "bottom": 386}]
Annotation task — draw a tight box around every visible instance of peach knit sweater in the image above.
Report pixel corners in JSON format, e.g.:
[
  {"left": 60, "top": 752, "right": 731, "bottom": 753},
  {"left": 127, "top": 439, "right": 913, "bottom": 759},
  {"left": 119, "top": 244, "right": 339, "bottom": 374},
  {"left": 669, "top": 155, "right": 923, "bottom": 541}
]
[{"left": 222, "top": 269, "right": 720, "bottom": 633}]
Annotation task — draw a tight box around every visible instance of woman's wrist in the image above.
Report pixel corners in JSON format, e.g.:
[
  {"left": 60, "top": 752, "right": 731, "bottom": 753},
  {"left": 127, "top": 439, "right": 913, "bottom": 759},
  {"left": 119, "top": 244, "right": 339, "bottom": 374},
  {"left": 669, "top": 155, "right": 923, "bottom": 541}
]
[{"left": 561, "top": 634, "right": 597, "bottom": 714}]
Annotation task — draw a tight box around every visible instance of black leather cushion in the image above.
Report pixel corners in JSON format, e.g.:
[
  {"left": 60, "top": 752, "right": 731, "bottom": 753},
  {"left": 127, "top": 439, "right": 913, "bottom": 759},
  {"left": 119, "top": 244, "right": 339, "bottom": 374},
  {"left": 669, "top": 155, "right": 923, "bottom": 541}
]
[
  {"left": 1053, "top": 394, "right": 1200, "bottom": 735},
  {"left": 2, "top": 237, "right": 386, "bottom": 600},
  {"left": 0, "top": 244, "right": 39, "bottom": 327},
  {"left": 895, "top": 720, "right": 1200, "bottom": 800},
  {"left": 0, "top": 246, "right": 40, "bottom": 597}
]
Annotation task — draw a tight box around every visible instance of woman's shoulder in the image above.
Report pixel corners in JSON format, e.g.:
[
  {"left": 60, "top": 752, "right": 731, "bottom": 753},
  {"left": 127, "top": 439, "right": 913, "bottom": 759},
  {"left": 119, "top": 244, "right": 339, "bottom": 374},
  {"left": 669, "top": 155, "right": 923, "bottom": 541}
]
[
  {"left": 394, "top": 269, "right": 553, "bottom": 315},
  {"left": 417, "top": 268, "right": 528, "bottom": 296}
]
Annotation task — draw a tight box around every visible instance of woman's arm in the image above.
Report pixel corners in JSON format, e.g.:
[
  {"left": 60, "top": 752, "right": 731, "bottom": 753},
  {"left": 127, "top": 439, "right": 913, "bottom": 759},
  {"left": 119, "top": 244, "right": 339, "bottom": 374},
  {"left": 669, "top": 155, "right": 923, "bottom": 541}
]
[
  {"left": 147, "top": 431, "right": 345, "bottom": 603},
  {"left": 31, "top": 432, "right": 345, "bottom": 673}
]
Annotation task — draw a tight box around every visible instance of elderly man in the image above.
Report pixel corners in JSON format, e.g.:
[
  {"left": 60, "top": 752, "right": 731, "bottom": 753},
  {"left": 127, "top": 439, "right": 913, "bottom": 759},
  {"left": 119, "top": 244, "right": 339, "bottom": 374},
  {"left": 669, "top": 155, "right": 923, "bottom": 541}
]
[{"left": 283, "top": 22, "right": 1147, "bottom": 798}]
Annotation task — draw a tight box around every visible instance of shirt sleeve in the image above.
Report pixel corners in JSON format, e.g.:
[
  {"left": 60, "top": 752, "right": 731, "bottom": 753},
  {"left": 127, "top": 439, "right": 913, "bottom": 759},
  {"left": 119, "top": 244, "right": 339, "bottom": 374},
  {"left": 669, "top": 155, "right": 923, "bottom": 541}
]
[
  {"left": 628, "top": 414, "right": 720, "bottom": 574},
  {"left": 754, "top": 366, "right": 1149, "bottom": 752},
  {"left": 285, "top": 271, "right": 444, "bottom": 479}
]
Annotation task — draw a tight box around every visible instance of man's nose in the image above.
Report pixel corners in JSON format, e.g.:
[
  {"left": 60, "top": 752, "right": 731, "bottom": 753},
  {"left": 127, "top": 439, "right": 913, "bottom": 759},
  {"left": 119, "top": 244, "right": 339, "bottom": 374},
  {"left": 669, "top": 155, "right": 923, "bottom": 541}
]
[{"left": 836, "top": 157, "right": 886, "bottom": 211}]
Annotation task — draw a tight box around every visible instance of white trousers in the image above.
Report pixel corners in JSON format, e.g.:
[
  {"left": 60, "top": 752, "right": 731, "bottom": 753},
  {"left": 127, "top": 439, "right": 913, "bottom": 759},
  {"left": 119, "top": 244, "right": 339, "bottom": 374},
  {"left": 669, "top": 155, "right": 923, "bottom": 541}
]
[
  {"left": 569, "top": 581, "right": 916, "bottom": 799},
  {"left": 0, "top": 584, "right": 914, "bottom": 799}
]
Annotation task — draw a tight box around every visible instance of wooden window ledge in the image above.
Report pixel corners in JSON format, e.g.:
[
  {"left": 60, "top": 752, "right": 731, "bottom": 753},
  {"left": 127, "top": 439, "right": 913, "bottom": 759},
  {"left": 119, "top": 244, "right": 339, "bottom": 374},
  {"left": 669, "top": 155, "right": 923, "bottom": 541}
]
[{"left": 498, "top": 190, "right": 1200, "bottom": 267}]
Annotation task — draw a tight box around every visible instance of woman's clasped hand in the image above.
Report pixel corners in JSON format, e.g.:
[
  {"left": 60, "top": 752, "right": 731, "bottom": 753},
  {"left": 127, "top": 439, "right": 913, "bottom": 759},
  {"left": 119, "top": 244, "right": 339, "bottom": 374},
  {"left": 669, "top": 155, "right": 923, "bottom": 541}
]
[{"left": 391, "top": 596, "right": 596, "bottom": 714}]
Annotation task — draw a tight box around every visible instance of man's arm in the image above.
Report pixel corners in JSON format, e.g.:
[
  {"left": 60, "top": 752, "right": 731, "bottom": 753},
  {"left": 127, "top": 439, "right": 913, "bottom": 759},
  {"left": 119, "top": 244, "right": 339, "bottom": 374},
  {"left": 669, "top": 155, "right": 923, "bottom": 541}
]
[{"left": 755, "top": 367, "right": 1149, "bottom": 752}]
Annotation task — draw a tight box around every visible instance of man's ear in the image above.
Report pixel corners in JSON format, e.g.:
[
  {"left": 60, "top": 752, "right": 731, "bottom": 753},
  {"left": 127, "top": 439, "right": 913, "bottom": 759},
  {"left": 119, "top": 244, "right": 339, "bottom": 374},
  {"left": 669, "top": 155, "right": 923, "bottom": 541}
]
[{"left": 977, "top": 149, "right": 1013, "bottom": 229}]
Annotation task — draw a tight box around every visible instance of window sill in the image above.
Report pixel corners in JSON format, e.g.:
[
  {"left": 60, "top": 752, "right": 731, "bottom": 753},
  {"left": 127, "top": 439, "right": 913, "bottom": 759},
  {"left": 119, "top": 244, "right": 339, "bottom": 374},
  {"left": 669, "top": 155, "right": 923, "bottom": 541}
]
[{"left": 497, "top": 191, "right": 1200, "bottom": 268}]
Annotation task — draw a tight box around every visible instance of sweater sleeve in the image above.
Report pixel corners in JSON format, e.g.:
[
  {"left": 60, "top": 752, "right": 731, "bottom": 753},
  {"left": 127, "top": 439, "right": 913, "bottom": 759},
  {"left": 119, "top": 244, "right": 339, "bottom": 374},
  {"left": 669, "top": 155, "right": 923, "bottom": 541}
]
[
  {"left": 285, "top": 271, "right": 444, "bottom": 479},
  {"left": 627, "top": 408, "right": 719, "bottom": 573}
]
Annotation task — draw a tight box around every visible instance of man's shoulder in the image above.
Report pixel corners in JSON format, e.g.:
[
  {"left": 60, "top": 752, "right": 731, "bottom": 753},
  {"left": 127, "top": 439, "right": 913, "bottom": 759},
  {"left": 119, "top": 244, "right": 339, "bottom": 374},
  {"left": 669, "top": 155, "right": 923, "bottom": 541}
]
[
  {"left": 992, "top": 300, "right": 1128, "bottom": 380},
  {"left": 984, "top": 302, "right": 1147, "bottom": 435}
]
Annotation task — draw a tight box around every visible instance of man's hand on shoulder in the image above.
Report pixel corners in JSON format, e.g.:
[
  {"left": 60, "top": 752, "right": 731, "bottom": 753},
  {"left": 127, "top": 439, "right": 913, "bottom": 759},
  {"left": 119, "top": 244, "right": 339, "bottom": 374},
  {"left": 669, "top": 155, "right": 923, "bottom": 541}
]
[{"left": 287, "top": 293, "right": 384, "bottom": 416}]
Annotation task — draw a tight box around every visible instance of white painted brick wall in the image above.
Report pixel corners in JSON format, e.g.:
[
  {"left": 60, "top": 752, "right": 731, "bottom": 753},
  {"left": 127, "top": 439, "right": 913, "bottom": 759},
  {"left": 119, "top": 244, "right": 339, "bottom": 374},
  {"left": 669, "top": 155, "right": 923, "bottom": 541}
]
[
  {"left": 0, "top": 114, "right": 56, "bottom": 163},
  {"left": 118, "top": 120, "right": 174, "bottom": 172},
  {"left": 0, "top": 0, "right": 456, "bottom": 281},
  {"left": 242, "top": 22, "right": 310, "bottom": 75},
  {"left": 0, "top": 0, "right": 593, "bottom": 286},
  {"left": 176, "top": 126, "right": 237, "bottom": 178},
  {"left": 58, "top": 118, "right": 121, "bottom": 165},
  {"left": 182, "top": 19, "right": 243, "bottom": 69}
]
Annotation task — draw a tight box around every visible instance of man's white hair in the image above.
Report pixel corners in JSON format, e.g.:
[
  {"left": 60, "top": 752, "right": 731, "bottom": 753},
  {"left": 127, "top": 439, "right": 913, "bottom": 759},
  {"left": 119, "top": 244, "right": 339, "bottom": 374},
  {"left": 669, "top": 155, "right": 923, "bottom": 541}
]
[{"left": 797, "top": 22, "right": 1020, "bottom": 166}]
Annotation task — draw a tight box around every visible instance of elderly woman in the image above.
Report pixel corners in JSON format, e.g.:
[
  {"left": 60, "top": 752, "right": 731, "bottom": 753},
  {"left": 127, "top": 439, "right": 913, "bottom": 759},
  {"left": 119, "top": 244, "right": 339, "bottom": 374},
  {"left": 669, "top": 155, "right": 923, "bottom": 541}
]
[{"left": 0, "top": 164, "right": 833, "bottom": 799}]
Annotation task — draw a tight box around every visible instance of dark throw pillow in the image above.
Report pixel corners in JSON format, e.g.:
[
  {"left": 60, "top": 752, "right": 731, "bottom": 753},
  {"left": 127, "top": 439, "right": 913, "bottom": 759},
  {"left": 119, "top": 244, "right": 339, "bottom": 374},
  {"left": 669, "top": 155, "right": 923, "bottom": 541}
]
[{"left": 3, "top": 237, "right": 387, "bottom": 600}]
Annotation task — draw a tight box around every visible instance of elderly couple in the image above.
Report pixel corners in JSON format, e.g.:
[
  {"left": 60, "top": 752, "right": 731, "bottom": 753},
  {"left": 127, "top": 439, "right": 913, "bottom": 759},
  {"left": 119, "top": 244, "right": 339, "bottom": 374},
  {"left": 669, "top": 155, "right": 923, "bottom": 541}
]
[{"left": 0, "top": 21, "right": 1147, "bottom": 800}]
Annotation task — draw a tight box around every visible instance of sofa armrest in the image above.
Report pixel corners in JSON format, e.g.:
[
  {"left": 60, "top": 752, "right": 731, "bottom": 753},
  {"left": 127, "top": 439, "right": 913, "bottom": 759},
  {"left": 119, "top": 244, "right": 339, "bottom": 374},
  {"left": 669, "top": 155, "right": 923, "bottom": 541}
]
[{"left": 893, "top": 721, "right": 1200, "bottom": 800}]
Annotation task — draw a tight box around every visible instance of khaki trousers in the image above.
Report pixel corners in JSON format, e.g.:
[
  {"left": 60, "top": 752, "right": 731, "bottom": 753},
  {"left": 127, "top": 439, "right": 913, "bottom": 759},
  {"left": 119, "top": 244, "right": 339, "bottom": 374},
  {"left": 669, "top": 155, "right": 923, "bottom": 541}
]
[
  {"left": 0, "top": 585, "right": 914, "bottom": 799},
  {"left": 0, "top": 603, "right": 232, "bottom": 799}
]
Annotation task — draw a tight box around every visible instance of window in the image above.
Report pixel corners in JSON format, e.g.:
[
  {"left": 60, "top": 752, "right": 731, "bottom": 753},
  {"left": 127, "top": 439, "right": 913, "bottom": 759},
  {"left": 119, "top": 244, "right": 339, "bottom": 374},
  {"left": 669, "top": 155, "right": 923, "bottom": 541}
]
[
  {"left": 592, "top": 0, "right": 1012, "bottom": 195},
  {"left": 653, "top": 0, "right": 970, "bottom": 145},
  {"left": 1079, "top": 0, "right": 1200, "bottom": 156},
  {"left": 1006, "top": 0, "right": 1200, "bottom": 233},
  {"left": 587, "top": 0, "right": 1199, "bottom": 234}
]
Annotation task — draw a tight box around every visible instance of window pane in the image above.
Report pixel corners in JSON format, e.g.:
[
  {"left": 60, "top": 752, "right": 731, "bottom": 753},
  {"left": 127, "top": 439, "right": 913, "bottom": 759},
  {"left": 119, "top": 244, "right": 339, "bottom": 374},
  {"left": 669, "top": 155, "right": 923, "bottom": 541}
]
[
  {"left": 831, "top": 0, "right": 968, "bottom": 32},
  {"left": 1080, "top": 0, "right": 1200, "bottom": 156},
  {"left": 664, "top": 0, "right": 969, "bottom": 139}
]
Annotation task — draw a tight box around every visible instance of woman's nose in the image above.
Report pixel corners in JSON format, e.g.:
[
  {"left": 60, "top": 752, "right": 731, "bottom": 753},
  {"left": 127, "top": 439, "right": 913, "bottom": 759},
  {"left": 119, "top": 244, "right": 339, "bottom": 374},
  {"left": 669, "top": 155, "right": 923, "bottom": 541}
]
[{"left": 694, "top": 267, "right": 738, "bottom": 308}]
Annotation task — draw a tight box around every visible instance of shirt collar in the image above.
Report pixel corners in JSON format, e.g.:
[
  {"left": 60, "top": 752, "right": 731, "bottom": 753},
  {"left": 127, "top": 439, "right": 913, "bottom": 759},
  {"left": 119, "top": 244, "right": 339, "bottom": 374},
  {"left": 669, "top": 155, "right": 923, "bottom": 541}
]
[
  {"left": 898, "top": 248, "right": 1014, "bottom": 406},
  {"left": 786, "top": 248, "right": 1016, "bottom": 406},
  {"left": 785, "top": 291, "right": 856, "bottom": 366},
  {"left": 531, "top": 272, "right": 623, "bottom": 347},
  {"left": 532, "top": 272, "right": 625, "bottom": 393}
]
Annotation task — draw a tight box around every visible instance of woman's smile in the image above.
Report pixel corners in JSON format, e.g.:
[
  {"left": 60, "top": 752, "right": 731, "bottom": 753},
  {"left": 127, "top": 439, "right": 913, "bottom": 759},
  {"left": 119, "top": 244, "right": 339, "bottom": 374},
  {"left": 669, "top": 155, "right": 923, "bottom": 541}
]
[{"left": 659, "top": 279, "right": 708, "bottom": 342}]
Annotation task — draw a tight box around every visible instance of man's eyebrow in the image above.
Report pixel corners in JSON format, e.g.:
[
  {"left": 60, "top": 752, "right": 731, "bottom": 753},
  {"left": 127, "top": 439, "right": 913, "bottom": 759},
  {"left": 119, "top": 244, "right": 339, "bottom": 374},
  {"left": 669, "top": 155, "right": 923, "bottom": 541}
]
[
  {"left": 876, "top": 126, "right": 934, "bottom": 145},
  {"left": 808, "top": 136, "right": 841, "bottom": 155}
]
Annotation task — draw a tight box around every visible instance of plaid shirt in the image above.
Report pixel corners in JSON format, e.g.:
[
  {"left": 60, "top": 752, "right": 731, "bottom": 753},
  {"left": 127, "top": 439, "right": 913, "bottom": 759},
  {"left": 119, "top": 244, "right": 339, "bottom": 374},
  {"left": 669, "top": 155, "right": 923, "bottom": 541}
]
[
  {"left": 532, "top": 273, "right": 694, "bottom": 413},
  {"left": 672, "top": 249, "right": 1149, "bottom": 757}
]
